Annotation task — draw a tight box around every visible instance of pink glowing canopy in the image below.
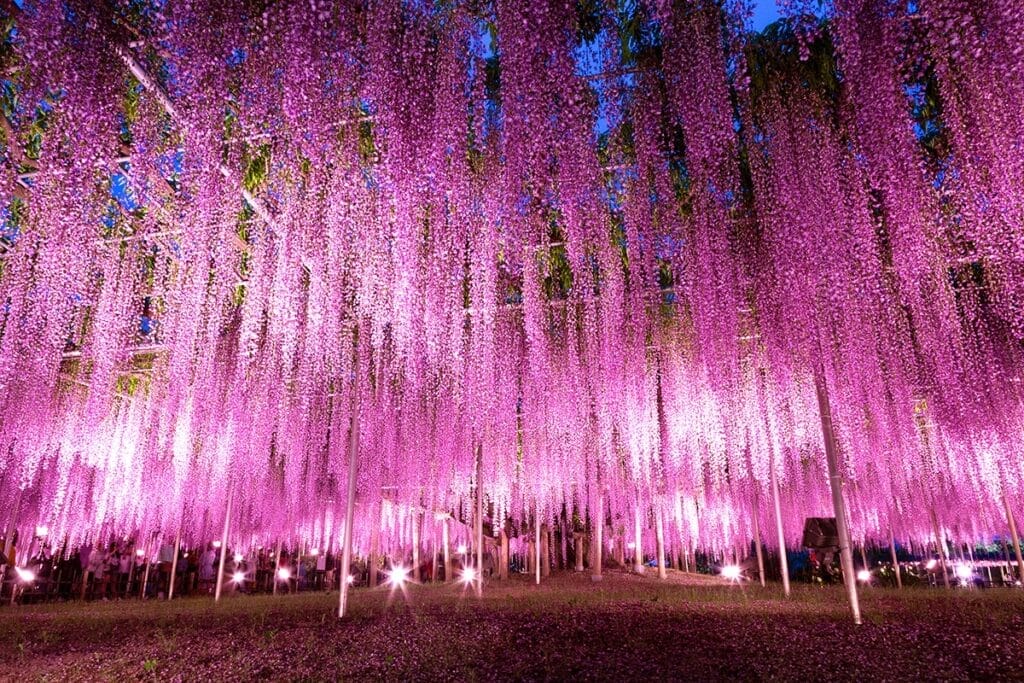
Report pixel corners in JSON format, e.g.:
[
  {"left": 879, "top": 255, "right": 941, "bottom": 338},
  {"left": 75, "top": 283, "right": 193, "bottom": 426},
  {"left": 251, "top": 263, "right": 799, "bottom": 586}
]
[{"left": 0, "top": 0, "right": 1021, "bottom": 557}]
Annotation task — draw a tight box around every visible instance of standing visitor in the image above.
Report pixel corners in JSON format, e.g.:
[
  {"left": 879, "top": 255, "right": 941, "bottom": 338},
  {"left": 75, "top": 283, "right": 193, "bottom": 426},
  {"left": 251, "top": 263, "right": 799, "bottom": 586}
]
[
  {"left": 106, "top": 546, "right": 121, "bottom": 599},
  {"left": 315, "top": 551, "right": 327, "bottom": 590},
  {"left": 118, "top": 548, "right": 131, "bottom": 597},
  {"left": 87, "top": 544, "right": 108, "bottom": 600},
  {"left": 158, "top": 540, "right": 175, "bottom": 597},
  {"left": 200, "top": 543, "right": 217, "bottom": 593}
]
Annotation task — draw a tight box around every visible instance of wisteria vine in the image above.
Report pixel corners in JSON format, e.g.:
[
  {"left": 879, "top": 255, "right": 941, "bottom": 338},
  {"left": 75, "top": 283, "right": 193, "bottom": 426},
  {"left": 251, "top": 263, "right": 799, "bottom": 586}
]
[{"left": 0, "top": 0, "right": 1022, "bottom": 563}]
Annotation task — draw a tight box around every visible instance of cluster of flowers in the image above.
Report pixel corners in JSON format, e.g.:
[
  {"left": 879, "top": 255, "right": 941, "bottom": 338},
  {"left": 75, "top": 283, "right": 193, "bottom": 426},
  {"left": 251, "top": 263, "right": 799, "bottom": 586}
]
[{"left": 0, "top": 0, "right": 1020, "bottom": 557}]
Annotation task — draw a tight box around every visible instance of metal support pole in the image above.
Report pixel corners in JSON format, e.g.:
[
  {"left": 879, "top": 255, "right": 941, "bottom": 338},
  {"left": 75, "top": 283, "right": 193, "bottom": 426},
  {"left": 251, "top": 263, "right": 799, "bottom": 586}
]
[
  {"left": 889, "top": 526, "right": 902, "bottom": 589},
  {"left": 930, "top": 508, "right": 950, "bottom": 589},
  {"left": 475, "top": 443, "right": 484, "bottom": 596},
  {"left": 633, "top": 501, "right": 644, "bottom": 573},
  {"left": 574, "top": 530, "right": 585, "bottom": 572},
  {"left": 338, "top": 347, "right": 361, "bottom": 618},
  {"left": 540, "top": 524, "right": 548, "bottom": 576},
  {"left": 534, "top": 503, "right": 541, "bottom": 585},
  {"left": 412, "top": 511, "right": 421, "bottom": 583},
  {"left": 126, "top": 543, "right": 137, "bottom": 597},
  {"left": 752, "top": 494, "right": 766, "bottom": 587},
  {"left": 655, "top": 505, "right": 667, "bottom": 579},
  {"left": 442, "top": 516, "right": 451, "bottom": 583},
  {"left": 769, "top": 455, "right": 790, "bottom": 597},
  {"left": 273, "top": 540, "right": 282, "bottom": 595},
  {"left": 431, "top": 526, "right": 439, "bottom": 583},
  {"left": 0, "top": 488, "right": 22, "bottom": 593},
  {"left": 561, "top": 519, "right": 569, "bottom": 570},
  {"left": 368, "top": 502, "right": 379, "bottom": 588},
  {"left": 814, "top": 370, "right": 861, "bottom": 625},
  {"left": 140, "top": 534, "right": 154, "bottom": 599},
  {"left": 591, "top": 491, "right": 604, "bottom": 581},
  {"left": 167, "top": 530, "right": 181, "bottom": 600},
  {"left": 214, "top": 489, "right": 234, "bottom": 603},
  {"left": 760, "top": 370, "right": 790, "bottom": 596},
  {"left": 1001, "top": 533, "right": 1012, "bottom": 576},
  {"left": 1003, "top": 494, "right": 1024, "bottom": 585}
]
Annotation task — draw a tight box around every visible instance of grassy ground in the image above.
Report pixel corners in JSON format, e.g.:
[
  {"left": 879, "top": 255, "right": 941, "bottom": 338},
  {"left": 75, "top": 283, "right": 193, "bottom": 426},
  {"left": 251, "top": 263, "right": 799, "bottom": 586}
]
[{"left": 1, "top": 570, "right": 1022, "bottom": 681}]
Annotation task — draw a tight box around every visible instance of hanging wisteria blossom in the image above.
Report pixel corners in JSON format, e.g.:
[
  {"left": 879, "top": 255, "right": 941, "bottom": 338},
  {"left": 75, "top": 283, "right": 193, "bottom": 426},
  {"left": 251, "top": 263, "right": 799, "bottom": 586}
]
[{"left": 0, "top": 0, "right": 1021, "bottom": 585}]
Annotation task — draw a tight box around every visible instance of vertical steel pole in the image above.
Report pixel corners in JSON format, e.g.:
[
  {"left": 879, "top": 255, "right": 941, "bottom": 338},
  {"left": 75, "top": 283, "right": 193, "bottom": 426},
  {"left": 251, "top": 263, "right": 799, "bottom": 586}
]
[
  {"left": 814, "top": 370, "right": 861, "bottom": 624},
  {"left": 412, "top": 510, "right": 421, "bottom": 583},
  {"left": 1, "top": 488, "right": 22, "bottom": 593},
  {"left": 889, "top": 526, "right": 902, "bottom": 589},
  {"left": 633, "top": 501, "right": 644, "bottom": 573},
  {"left": 534, "top": 502, "right": 541, "bottom": 585},
  {"left": 655, "top": 505, "right": 667, "bottom": 579},
  {"left": 752, "top": 494, "right": 766, "bottom": 587},
  {"left": 475, "top": 443, "right": 484, "bottom": 596},
  {"left": 1003, "top": 494, "right": 1024, "bottom": 584},
  {"left": 126, "top": 542, "right": 137, "bottom": 597},
  {"left": 167, "top": 530, "right": 181, "bottom": 600},
  {"left": 770, "top": 456, "right": 790, "bottom": 597},
  {"left": 273, "top": 540, "right": 282, "bottom": 595},
  {"left": 214, "top": 489, "right": 234, "bottom": 603},
  {"left": 760, "top": 372, "right": 789, "bottom": 597},
  {"left": 338, "top": 346, "right": 361, "bottom": 618},
  {"left": 140, "top": 533, "right": 155, "bottom": 599},
  {"left": 431, "top": 524, "right": 439, "bottom": 583},
  {"left": 591, "top": 490, "right": 604, "bottom": 581},
  {"left": 442, "top": 516, "right": 451, "bottom": 583},
  {"left": 930, "top": 508, "right": 951, "bottom": 589}
]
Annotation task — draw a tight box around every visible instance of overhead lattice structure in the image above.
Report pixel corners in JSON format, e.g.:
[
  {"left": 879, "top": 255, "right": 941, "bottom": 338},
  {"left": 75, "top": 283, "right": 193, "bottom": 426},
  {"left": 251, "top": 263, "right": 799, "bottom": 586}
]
[{"left": 0, "top": 0, "right": 1022, "bottom": 561}]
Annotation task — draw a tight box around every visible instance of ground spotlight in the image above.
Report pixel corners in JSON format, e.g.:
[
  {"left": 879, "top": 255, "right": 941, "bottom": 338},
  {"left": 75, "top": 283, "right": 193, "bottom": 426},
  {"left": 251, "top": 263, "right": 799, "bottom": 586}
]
[
  {"left": 925, "top": 559, "right": 938, "bottom": 570},
  {"left": 721, "top": 565, "right": 742, "bottom": 581},
  {"left": 387, "top": 566, "right": 408, "bottom": 587},
  {"left": 856, "top": 569, "right": 871, "bottom": 583},
  {"left": 277, "top": 567, "right": 291, "bottom": 581},
  {"left": 232, "top": 571, "right": 245, "bottom": 584},
  {"left": 233, "top": 552, "right": 243, "bottom": 563},
  {"left": 460, "top": 566, "right": 477, "bottom": 584},
  {"left": 15, "top": 567, "right": 35, "bottom": 583},
  {"left": 954, "top": 563, "right": 973, "bottom": 580}
]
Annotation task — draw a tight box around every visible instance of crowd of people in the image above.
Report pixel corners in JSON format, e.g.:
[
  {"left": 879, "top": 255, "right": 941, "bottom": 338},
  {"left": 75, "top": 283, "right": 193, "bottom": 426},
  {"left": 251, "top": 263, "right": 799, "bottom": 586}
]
[
  {"left": 1, "top": 527, "right": 493, "bottom": 604},
  {"left": 0, "top": 535, "right": 357, "bottom": 603},
  {"left": 7, "top": 529, "right": 1019, "bottom": 605}
]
